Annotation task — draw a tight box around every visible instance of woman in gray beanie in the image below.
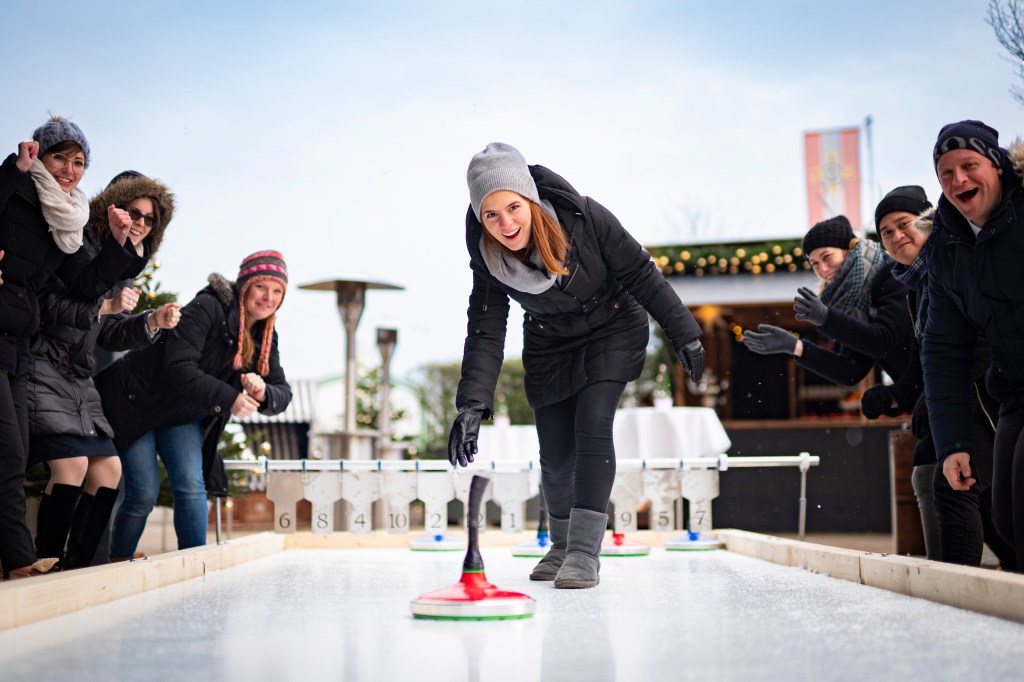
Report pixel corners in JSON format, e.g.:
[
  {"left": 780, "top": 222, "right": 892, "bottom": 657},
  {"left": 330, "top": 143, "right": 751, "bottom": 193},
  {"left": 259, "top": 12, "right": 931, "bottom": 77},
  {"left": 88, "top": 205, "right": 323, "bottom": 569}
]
[
  {"left": 449, "top": 142, "right": 705, "bottom": 589},
  {"left": 0, "top": 117, "right": 136, "bottom": 579}
]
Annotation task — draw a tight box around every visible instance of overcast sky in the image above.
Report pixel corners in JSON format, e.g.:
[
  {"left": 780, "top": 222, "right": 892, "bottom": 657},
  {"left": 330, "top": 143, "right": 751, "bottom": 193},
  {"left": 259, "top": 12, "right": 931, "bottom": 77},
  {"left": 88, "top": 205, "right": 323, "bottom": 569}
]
[{"left": 2, "top": 0, "right": 1021, "bottom": 385}]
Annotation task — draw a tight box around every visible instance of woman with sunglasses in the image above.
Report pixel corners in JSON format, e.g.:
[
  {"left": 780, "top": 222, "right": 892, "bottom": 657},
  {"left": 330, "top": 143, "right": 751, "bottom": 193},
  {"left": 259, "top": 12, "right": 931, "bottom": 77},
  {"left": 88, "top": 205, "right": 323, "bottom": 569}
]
[
  {"left": 0, "top": 117, "right": 136, "bottom": 579},
  {"left": 97, "top": 251, "right": 292, "bottom": 559},
  {"left": 27, "top": 170, "right": 182, "bottom": 570}
]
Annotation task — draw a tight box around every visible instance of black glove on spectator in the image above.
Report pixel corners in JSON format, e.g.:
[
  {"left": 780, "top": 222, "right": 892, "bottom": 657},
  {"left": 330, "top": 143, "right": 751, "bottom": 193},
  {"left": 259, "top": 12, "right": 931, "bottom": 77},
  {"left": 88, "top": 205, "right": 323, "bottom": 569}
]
[
  {"left": 861, "top": 385, "right": 901, "bottom": 419},
  {"left": 676, "top": 339, "right": 706, "bottom": 384},
  {"left": 793, "top": 287, "right": 829, "bottom": 326},
  {"left": 911, "top": 393, "right": 929, "bottom": 440},
  {"left": 447, "top": 405, "right": 487, "bottom": 467},
  {"left": 742, "top": 324, "right": 798, "bottom": 356}
]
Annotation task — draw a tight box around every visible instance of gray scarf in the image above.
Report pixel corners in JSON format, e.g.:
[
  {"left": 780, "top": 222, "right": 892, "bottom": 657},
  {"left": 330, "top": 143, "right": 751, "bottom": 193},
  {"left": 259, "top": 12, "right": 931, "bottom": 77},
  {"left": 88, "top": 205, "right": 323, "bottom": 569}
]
[{"left": 478, "top": 199, "right": 561, "bottom": 294}]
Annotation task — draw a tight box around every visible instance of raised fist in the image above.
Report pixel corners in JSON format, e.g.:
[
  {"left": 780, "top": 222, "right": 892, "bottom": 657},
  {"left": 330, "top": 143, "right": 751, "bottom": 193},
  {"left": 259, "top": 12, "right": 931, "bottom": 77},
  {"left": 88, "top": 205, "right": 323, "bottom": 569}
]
[
  {"left": 112, "top": 287, "right": 141, "bottom": 315},
  {"left": 107, "top": 204, "right": 133, "bottom": 246},
  {"left": 150, "top": 303, "right": 181, "bottom": 330},
  {"left": 16, "top": 141, "right": 39, "bottom": 173},
  {"left": 240, "top": 372, "right": 267, "bottom": 401}
]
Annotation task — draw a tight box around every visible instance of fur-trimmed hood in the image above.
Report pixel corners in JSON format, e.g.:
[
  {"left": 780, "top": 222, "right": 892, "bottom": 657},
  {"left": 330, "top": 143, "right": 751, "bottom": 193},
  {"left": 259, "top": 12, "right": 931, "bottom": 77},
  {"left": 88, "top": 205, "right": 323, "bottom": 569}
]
[
  {"left": 206, "top": 273, "right": 236, "bottom": 308},
  {"left": 87, "top": 174, "right": 175, "bottom": 257},
  {"left": 912, "top": 206, "right": 935, "bottom": 238}
]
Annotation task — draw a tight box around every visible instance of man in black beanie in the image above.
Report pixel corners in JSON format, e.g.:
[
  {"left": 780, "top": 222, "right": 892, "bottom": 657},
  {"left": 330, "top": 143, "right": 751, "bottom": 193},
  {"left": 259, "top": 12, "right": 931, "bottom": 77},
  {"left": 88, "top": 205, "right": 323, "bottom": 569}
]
[{"left": 923, "top": 119, "right": 1024, "bottom": 571}]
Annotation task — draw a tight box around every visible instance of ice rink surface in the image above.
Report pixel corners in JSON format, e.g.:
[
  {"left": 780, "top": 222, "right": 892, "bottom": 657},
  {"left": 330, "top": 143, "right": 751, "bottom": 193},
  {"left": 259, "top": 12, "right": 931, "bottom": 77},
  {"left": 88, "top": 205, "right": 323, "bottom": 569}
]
[{"left": 2, "top": 547, "right": 1022, "bottom": 681}]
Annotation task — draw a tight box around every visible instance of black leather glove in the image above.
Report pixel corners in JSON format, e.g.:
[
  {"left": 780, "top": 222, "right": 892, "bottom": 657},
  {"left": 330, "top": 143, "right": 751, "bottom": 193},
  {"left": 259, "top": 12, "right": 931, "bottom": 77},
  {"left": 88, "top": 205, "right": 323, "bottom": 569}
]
[
  {"left": 793, "top": 287, "right": 829, "bottom": 327},
  {"left": 742, "top": 324, "right": 798, "bottom": 356},
  {"left": 911, "top": 393, "right": 929, "bottom": 439},
  {"left": 447, "top": 405, "right": 487, "bottom": 467},
  {"left": 676, "top": 339, "right": 706, "bottom": 384},
  {"left": 860, "top": 385, "right": 900, "bottom": 420}
]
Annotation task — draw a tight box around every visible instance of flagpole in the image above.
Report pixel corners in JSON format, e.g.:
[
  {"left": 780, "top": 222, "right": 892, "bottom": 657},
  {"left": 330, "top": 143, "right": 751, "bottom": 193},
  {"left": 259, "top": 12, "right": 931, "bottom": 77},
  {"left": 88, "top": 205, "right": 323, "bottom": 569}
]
[{"left": 864, "top": 115, "right": 875, "bottom": 233}]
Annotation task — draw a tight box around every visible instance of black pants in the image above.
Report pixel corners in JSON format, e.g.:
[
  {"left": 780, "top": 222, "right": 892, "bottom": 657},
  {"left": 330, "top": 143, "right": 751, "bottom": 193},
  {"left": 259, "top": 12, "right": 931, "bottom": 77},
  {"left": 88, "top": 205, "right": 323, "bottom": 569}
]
[
  {"left": 0, "top": 363, "right": 36, "bottom": 573},
  {"left": 991, "top": 399, "right": 1024, "bottom": 570},
  {"left": 533, "top": 380, "right": 625, "bottom": 519}
]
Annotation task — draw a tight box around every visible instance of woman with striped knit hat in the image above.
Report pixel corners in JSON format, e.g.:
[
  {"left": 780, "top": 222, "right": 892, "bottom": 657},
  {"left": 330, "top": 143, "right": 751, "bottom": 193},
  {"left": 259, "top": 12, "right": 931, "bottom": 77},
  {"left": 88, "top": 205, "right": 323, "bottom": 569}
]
[{"left": 96, "top": 250, "right": 292, "bottom": 559}]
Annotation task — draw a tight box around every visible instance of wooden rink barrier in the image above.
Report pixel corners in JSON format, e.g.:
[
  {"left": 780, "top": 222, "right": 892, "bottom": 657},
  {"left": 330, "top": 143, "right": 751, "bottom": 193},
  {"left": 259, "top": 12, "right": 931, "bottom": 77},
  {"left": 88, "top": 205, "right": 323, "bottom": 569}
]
[{"left": 4, "top": 528, "right": 1024, "bottom": 632}]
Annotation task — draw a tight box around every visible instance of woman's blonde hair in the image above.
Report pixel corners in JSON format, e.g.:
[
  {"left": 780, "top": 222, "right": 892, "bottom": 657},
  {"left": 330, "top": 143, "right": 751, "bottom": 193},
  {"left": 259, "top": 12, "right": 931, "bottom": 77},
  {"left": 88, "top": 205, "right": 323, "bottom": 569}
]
[{"left": 482, "top": 200, "right": 569, "bottom": 276}]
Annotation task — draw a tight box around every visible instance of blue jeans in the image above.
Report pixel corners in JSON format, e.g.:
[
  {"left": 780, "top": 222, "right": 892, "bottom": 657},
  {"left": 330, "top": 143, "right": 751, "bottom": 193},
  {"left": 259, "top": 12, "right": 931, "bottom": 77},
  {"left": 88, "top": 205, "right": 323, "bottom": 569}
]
[{"left": 111, "top": 422, "right": 207, "bottom": 557}]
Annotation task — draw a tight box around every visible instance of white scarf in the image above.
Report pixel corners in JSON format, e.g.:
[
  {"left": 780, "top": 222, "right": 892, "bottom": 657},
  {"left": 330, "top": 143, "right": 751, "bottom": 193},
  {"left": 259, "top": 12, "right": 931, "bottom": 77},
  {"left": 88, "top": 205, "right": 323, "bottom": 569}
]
[{"left": 27, "top": 159, "right": 88, "bottom": 254}]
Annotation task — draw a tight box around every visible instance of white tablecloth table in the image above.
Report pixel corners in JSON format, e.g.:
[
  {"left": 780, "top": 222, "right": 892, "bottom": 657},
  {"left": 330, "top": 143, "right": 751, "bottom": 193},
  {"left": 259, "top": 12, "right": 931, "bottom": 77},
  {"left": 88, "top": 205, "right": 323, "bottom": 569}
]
[
  {"left": 476, "top": 407, "right": 732, "bottom": 463},
  {"left": 612, "top": 406, "right": 731, "bottom": 461}
]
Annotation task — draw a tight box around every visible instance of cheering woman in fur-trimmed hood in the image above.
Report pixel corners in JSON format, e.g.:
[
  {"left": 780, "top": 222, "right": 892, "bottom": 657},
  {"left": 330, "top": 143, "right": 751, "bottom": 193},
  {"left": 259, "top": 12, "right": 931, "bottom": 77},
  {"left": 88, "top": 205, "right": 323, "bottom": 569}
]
[{"left": 27, "top": 170, "right": 182, "bottom": 571}]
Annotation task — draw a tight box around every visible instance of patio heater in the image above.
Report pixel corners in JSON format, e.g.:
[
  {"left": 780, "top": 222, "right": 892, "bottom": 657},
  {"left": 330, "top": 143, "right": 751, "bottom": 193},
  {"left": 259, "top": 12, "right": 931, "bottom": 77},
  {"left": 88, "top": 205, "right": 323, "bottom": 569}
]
[
  {"left": 376, "top": 327, "right": 398, "bottom": 458},
  {"left": 299, "top": 278, "right": 403, "bottom": 458}
]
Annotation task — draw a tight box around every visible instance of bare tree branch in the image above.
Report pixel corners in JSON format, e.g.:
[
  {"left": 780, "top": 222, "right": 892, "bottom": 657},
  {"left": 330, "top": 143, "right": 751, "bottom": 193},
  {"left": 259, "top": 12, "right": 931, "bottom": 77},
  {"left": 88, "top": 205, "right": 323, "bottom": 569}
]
[{"left": 988, "top": 0, "right": 1024, "bottom": 106}]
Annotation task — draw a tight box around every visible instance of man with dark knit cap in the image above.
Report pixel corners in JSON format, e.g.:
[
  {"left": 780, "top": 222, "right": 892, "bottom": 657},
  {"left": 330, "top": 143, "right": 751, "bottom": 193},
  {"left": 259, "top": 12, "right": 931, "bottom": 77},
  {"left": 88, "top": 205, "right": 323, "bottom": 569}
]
[{"left": 923, "top": 119, "right": 1024, "bottom": 571}]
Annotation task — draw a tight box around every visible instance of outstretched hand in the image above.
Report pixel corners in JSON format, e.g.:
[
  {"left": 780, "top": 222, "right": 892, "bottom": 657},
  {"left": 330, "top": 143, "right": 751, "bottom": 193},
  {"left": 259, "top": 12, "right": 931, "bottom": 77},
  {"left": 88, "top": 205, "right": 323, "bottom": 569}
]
[
  {"left": 742, "top": 324, "right": 798, "bottom": 356},
  {"left": 793, "top": 287, "right": 829, "bottom": 327}
]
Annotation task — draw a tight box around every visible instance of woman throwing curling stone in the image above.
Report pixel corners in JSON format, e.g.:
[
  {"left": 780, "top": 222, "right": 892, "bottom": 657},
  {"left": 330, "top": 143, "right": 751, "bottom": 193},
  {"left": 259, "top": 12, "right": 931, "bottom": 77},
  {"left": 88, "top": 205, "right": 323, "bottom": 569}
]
[{"left": 448, "top": 143, "right": 705, "bottom": 589}]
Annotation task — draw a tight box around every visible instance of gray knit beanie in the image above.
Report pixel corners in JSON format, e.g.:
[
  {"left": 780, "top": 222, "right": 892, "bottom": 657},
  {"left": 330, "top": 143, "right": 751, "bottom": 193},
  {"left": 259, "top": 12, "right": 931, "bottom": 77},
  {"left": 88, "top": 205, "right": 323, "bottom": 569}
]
[
  {"left": 32, "top": 116, "right": 90, "bottom": 167},
  {"left": 467, "top": 142, "right": 541, "bottom": 220}
]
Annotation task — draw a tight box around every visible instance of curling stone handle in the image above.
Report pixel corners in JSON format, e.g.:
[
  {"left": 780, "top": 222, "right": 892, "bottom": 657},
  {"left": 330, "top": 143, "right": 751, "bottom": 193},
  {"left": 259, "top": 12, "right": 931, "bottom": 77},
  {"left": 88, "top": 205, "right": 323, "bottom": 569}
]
[{"left": 463, "top": 475, "right": 491, "bottom": 571}]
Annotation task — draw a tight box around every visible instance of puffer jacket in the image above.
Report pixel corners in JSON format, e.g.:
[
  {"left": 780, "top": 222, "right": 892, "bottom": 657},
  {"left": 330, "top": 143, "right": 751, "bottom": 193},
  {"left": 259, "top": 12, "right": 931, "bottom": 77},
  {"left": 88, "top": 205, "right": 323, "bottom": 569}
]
[
  {"left": 95, "top": 274, "right": 291, "bottom": 494},
  {"left": 0, "top": 154, "right": 137, "bottom": 373},
  {"left": 26, "top": 173, "right": 175, "bottom": 439},
  {"left": 922, "top": 140, "right": 1024, "bottom": 459},
  {"left": 456, "top": 164, "right": 702, "bottom": 411}
]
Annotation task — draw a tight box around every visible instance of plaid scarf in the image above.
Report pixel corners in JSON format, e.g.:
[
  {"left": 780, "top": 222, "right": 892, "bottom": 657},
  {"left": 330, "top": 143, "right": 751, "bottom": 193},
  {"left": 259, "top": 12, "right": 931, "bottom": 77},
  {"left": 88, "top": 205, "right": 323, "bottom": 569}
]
[
  {"left": 820, "top": 239, "right": 886, "bottom": 323},
  {"left": 891, "top": 251, "right": 929, "bottom": 340}
]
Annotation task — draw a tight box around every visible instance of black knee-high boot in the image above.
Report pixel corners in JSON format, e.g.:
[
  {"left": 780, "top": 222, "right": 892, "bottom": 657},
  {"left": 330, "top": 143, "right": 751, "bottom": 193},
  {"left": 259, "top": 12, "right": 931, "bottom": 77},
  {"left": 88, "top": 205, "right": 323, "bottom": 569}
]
[
  {"left": 64, "top": 487, "right": 119, "bottom": 570},
  {"left": 34, "top": 483, "right": 82, "bottom": 570}
]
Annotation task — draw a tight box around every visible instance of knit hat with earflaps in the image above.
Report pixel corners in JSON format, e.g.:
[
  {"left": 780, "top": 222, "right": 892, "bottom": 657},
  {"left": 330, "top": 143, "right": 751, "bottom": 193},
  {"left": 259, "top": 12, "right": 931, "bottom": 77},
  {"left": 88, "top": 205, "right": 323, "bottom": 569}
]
[{"left": 234, "top": 250, "right": 288, "bottom": 376}]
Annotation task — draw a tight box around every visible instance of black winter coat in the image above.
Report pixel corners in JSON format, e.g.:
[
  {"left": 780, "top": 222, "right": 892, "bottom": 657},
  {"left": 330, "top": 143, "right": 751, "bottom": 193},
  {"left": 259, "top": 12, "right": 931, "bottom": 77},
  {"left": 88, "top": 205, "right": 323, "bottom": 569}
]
[
  {"left": 922, "top": 143, "right": 1024, "bottom": 459},
  {"left": 26, "top": 225, "right": 153, "bottom": 438},
  {"left": 0, "top": 154, "right": 137, "bottom": 373},
  {"left": 456, "top": 165, "right": 702, "bottom": 411},
  {"left": 796, "top": 261, "right": 914, "bottom": 387},
  {"left": 95, "top": 274, "right": 291, "bottom": 494}
]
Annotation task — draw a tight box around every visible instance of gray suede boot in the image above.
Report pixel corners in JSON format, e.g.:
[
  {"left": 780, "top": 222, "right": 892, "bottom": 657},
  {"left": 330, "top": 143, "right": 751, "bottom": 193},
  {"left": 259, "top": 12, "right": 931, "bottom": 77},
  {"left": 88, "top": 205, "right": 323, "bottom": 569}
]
[
  {"left": 529, "top": 515, "right": 569, "bottom": 581},
  {"left": 554, "top": 508, "right": 608, "bottom": 589}
]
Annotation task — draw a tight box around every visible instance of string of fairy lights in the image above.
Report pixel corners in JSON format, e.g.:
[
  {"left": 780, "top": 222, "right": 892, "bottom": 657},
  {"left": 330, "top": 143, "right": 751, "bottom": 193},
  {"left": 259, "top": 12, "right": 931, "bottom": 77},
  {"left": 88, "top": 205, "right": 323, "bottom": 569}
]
[{"left": 646, "top": 239, "right": 810, "bottom": 277}]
